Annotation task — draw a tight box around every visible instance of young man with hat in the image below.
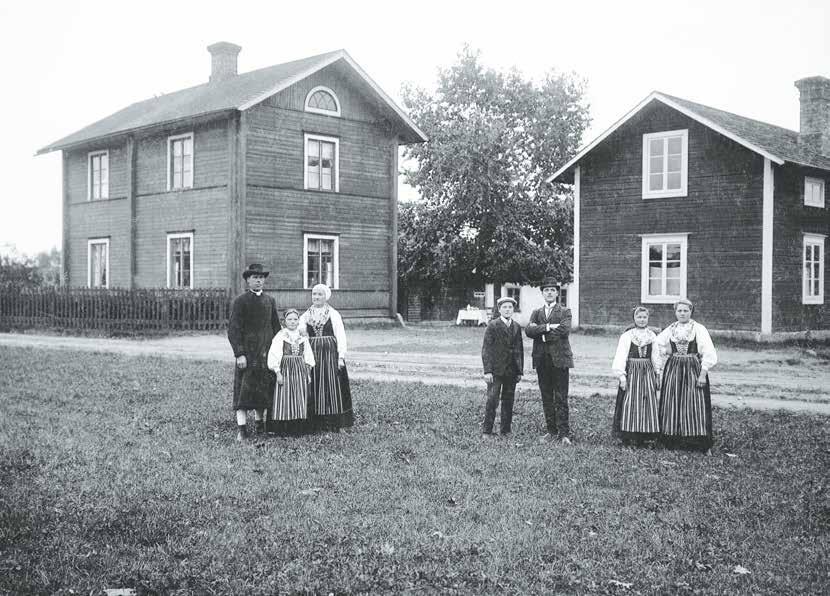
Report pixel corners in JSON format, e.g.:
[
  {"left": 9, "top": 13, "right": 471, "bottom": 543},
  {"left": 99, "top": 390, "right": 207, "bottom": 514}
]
[
  {"left": 480, "top": 295, "right": 524, "bottom": 437},
  {"left": 227, "top": 264, "right": 281, "bottom": 441},
  {"left": 525, "top": 278, "right": 574, "bottom": 444}
]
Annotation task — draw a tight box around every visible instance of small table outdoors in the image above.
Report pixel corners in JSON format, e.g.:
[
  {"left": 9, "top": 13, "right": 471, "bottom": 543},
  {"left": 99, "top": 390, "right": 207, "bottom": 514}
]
[{"left": 456, "top": 308, "right": 489, "bottom": 326}]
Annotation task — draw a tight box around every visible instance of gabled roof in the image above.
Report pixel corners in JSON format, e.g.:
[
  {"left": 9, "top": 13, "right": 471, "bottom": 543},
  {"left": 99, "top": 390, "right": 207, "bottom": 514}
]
[
  {"left": 548, "top": 91, "right": 830, "bottom": 183},
  {"left": 37, "top": 49, "right": 427, "bottom": 154}
]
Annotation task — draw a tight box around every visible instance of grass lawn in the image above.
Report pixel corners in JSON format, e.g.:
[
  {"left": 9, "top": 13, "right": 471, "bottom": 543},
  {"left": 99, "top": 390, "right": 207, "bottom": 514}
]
[{"left": 1, "top": 345, "right": 828, "bottom": 595}]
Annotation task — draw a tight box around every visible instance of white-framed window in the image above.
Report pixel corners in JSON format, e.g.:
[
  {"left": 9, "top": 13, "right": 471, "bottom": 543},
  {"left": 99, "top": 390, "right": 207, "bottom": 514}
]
[
  {"left": 502, "top": 284, "right": 521, "bottom": 311},
  {"left": 641, "top": 233, "right": 688, "bottom": 303},
  {"left": 167, "top": 232, "right": 194, "bottom": 289},
  {"left": 88, "top": 150, "right": 109, "bottom": 200},
  {"left": 642, "top": 130, "right": 688, "bottom": 199},
  {"left": 167, "top": 132, "right": 194, "bottom": 190},
  {"left": 87, "top": 238, "right": 110, "bottom": 288},
  {"left": 304, "top": 233, "right": 339, "bottom": 289},
  {"left": 559, "top": 284, "right": 569, "bottom": 309},
  {"left": 803, "top": 233, "right": 825, "bottom": 304},
  {"left": 804, "top": 177, "right": 825, "bottom": 208},
  {"left": 304, "top": 86, "right": 341, "bottom": 117},
  {"left": 304, "top": 133, "right": 339, "bottom": 192}
]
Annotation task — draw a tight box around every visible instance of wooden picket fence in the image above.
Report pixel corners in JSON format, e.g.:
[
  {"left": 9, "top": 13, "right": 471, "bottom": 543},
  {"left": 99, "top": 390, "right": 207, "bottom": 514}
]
[{"left": 0, "top": 287, "right": 232, "bottom": 332}]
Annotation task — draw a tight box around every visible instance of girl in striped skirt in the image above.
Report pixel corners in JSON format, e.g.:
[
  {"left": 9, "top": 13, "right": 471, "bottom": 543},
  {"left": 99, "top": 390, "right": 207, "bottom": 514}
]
[
  {"left": 612, "top": 306, "right": 661, "bottom": 446},
  {"left": 655, "top": 299, "right": 718, "bottom": 453},
  {"left": 299, "top": 284, "right": 354, "bottom": 431},
  {"left": 267, "top": 309, "right": 316, "bottom": 436}
]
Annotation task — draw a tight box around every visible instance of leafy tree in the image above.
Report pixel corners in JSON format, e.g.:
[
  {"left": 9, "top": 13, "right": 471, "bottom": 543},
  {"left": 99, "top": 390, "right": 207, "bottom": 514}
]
[
  {"left": 399, "top": 47, "right": 590, "bottom": 287},
  {"left": 34, "top": 247, "right": 62, "bottom": 287},
  {"left": 0, "top": 254, "right": 43, "bottom": 290}
]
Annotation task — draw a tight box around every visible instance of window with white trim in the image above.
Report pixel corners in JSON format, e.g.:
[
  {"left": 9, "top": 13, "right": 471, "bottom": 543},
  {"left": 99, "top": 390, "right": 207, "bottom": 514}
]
[
  {"left": 88, "top": 151, "right": 109, "bottom": 200},
  {"left": 304, "top": 86, "right": 341, "bottom": 117},
  {"left": 803, "top": 233, "right": 825, "bottom": 304},
  {"left": 168, "top": 133, "right": 194, "bottom": 190},
  {"left": 167, "top": 232, "right": 194, "bottom": 289},
  {"left": 304, "top": 134, "right": 339, "bottom": 192},
  {"left": 559, "top": 284, "right": 569, "bottom": 309},
  {"left": 641, "top": 234, "right": 688, "bottom": 303},
  {"left": 304, "top": 233, "right": 339, "bottom": 289},
  {"left": 642, "top": 130, "right": 688, "bottom": 199},
  {"left": 87, "top": 238, "right": 110, "bottom": 288},
  {"left": 804, "top": 177, "right": 825, "bottom": 208}
]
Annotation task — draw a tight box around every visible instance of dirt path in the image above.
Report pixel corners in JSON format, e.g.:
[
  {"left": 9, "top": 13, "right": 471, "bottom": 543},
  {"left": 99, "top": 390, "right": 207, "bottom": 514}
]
[{"left": 1, "top": 332, "right": 828, "bottom": 415}]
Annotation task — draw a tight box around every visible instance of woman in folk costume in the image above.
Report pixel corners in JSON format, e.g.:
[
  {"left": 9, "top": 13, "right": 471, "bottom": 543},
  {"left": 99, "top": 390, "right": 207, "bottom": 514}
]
[
  {"left": 655, "top": 299, "right": 718, "bottom": 453},
  {"left": 298, "top": 284, "right": 354, "bottom": 431},
  {"left": 267, "top": 309, "right": 316, "bottom": 436},
  {"left": 611, "top": 306, "right": 661, "bottom": 446}
]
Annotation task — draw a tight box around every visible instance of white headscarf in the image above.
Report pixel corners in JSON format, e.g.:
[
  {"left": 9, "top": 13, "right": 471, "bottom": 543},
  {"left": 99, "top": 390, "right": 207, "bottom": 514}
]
[{"left": 312, "top": 283, "right": 332, "bottom": 301}]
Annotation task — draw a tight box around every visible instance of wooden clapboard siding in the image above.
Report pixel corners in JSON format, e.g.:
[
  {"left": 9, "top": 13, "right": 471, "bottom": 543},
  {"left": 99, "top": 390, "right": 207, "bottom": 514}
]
[
  {"left": 245, "top": 186, "right": 392, "bottom": 291},
  {"left": 579, "top": 101, "right": 765, "bottom": 331},
  {"left": 67, "top": 198, "right": 130, "bottom": 287},
  {"left": 772, "top": 163, "right": 830, "bottom": 331},
  {"left": 134, "top": 186, "right": 229, "bottom": 288},
  {"left": 135, "top": 120, "right": 229, "bottom": 195},
  {"left": 266, "top": 289, "right": 389, "bottom": 314},
  {"left": 246, "top": 103, "right": 392, "bottom": 198},
  {"left": 65, "top": 144, "right": 128, "bottom": 203}
]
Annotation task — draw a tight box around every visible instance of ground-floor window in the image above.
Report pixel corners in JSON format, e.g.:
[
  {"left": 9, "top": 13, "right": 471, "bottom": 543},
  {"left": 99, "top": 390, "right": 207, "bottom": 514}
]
[
  {"left": 167, "top": 232, "right": 194, "bottom": 289},
  {"left": 803, "top": 233, "right": 825, "bottom": 304},
  {"left": 641, "top": 233, "right": 688, "bottom": 303},
  {"left": 501, "top": 284, "right": 521, "bottom": 311},
  {"left": 87, "top": 238, "right": 110, "bottom": 288},
  {"left": 304, "top": 233, "right": 339, "bottom": 289}
]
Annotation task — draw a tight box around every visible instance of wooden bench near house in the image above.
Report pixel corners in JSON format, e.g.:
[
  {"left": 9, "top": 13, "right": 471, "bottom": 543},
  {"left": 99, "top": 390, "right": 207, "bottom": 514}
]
[{"left": 37, "top": 42, "right": 427, "bottom": 320}]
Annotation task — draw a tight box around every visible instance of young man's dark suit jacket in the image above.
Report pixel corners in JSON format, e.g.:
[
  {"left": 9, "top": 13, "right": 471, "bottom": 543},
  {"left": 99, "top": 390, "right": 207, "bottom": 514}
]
[
  {"left": 481, "top": 317, "right": 524, "bottom": 378},
  {"left": 525, "top": 303, "right": 574, "bottom": 369}
]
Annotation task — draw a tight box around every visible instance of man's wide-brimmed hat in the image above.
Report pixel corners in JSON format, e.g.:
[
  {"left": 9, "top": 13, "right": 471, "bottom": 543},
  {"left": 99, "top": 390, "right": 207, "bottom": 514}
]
[
  {"left": 540, "top": 277, "right": 559, "bottom": 290},
  {"left": 242, "top": 263, "right": 270, "bottom": 279},
  {"left": 496, "top": 296, "right": 517, "bottom": 308}
]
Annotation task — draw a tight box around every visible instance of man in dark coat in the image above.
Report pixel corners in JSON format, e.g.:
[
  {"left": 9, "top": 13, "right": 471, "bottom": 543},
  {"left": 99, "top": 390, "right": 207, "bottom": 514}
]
[
  {"left": 525, "top": 278, "right": 574, "bottom": 444},
  {"left": 228, "top": 263, "right": 281, "bottom": 441},
  {"left": 481, "top": 296, "right": 524, "bottom": 437}
]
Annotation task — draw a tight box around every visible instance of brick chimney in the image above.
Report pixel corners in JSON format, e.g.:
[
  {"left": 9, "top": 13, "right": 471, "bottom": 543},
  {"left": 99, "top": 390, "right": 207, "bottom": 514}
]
[
  {"left": 207, "top": 42, "right": 242, "bottom": 83},
  {"left": 795, "top": 76, "right": 830, "bottom": 156}
]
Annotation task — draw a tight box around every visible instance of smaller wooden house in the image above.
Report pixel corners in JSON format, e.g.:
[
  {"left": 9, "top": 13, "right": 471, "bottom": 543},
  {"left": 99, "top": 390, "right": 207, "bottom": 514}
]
[
  {"left": 37, "top": 43, "right": 427, "bottom": 319},
  {"left": 549, "top": 77, "right": 830, "bottom": 338}
]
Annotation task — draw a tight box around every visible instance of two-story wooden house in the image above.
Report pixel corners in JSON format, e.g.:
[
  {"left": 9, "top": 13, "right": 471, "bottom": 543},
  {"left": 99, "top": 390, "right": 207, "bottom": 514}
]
[
  {"left": 37, "top": 42, "right": 427, "bottom": 318},
  {"left": 548, "top": 77, "right": 830, "bottom": 338}
]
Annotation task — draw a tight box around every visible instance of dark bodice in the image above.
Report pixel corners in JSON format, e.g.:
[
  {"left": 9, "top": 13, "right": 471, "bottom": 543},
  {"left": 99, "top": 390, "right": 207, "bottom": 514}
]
[
  {"left": 282, "top": 339, "right": 306, "bottom": 357},
  {"left": 627, "top": 342, "right": 653, "bottom": 359},
  {"left": 669, "top": 338, "right": 699, "bottom": 356},
  {"left": 306, "top": 317, "right": 334, "bottom": 338}
]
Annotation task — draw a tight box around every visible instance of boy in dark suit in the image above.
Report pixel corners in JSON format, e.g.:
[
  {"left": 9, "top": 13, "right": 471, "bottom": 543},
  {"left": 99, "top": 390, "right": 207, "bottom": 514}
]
[
  {"left": 481, "top": 296, "right": 524, "bottom": 437},
  {"left": 525, "top": 278, "right": 574, "bottom": 444}
]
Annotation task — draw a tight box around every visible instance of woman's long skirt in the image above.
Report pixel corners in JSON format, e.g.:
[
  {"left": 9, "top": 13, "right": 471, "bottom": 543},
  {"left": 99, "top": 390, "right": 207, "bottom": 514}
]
[
  {"left": 613, "top": 357, "right": 660, "bottom": 444},
  {"left": 658, "top": 354, "right": 713, "bottom": 450},
  {"left": 308, "top": 335, "right": 354, "bottom": 430},
  {"left": 269, "top": 354, "right": 310, "bottom": 436}
]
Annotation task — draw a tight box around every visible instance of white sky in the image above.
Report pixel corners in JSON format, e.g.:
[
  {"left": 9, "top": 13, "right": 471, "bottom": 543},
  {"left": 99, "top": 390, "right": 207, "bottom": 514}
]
[{"left": 0, "top": 0, "right": 828, "bottom": 255}]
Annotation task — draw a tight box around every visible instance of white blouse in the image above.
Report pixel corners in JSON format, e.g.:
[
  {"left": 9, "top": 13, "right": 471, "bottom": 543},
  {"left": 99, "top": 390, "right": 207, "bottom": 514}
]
[
  {"left": 298, "top": 306, "right": 348, "bottom": 360},
  {"left": 611, "top": 328, "right": 660, "bottom": 378},
  {"left": 267, "top": 329, "right": 315, "bottom": 371},
  {"left": 654, "top": 320, "right": 717, "bottom": 373}
]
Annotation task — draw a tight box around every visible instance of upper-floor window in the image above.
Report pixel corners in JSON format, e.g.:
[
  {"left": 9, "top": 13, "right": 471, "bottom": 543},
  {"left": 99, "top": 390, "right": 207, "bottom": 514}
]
[
  {"left": 304, "top": 233, "right": 339, "bottom": 289},
  {"left": 167, "top": 232, "right": 194, "bottom": 289},
  {"left": 304, "top": 86, "right": 341, "bottom": 117},
  {"left": 642, "top": 130, "right": 688, "bottom": 199},
  {"left": 803, "top": 233, "right": 825, "bottom": 304},
  {"left": 804, "top": 177, "right": 825, "bottom": 208},
  {"left": 167, "top": 132, "right": 194, "bottom": 190},
  {"left": 641, "top": 233, "right": 688, "bottom": 303},
  {"left": 88, "top": 150, "right": 109, "bottom": 200},
  {"left": 304, "top": 134, "right": 339, "bottom": 192},
  {"left": 87, "top": 238, "right": 110, "bottom": 288}
]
